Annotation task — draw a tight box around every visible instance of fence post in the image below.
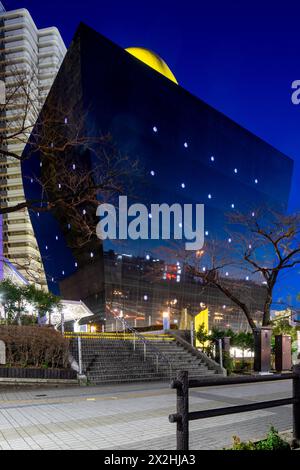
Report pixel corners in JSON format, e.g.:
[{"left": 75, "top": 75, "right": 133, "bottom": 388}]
[
  {"left": 77, "top": 336, "right": 83, "bottom": 375},
  {"left": 133, "top": 333, "right": 136, "bottom": 351},
  {"left": 293, "top": 364, "right": 300, "bottom": 446},
  {"left": 144, "top": 342, "right": 146, "bottom": 361},
  {"left": 176, "top": 370, "right": 189, "bottom": 451}
]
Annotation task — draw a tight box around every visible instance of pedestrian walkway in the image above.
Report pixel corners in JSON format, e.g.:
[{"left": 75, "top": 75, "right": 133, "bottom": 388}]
[{"left": 0, "top": 380, "right": 292, "bottom": 450}]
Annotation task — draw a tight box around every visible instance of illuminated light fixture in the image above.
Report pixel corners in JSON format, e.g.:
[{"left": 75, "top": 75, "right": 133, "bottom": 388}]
[
  {"left": 208, "top": 194, "right": 212, "bottom": 199},
  {"left": 75, "top": 262, "right": 78, "bottom": 268},
  {"left": 55, "top": 235, "right": 58, "bottom": 240},
  {"left": 30, "top": 178, "right": 33, "bottom": 183},
  {"left": 231, "top": 203, "right": 235, "bottom": 209},
  {"left": 254, "top": 179, "right": 258, "bottom": 184},
  {"left": 163, "top": 311, "right": 169, "bottom": 318},
  {"left": 125, "top": 47, "right": 178, "bottom": 84},
  {"left": 225, "top": 272, "right": 229, "bottom": 276},
  {"left": 64, "top": 117, "right": 68, "bottom": 124},
  {"left": 249, "top": 244, "right": 252, "bottom": 249},
  {"left": 45, "top": 245, "right": 48, "bottom": 250},
  {"left": 176, "top": 275, "right": 180, "bottom": 282},
  {"left": 150, "top": 170, "right": 155, "bottom": 176},
  {"left": 176, "top": 262, "right": 180, "bottom": 266},
  {"left": 205, "top": 231, "right": 209, "bottom": 236},
  {"left": 72, "top": 164, "right": 76, "bottom": 170},
  {"left": 40, "top": 162, "right": 42, "bottom": 167},
  {"left": 234, "top": 168, "right": 238, "bottom": 174},
  {"left": 37, "top": 212, "right": 40, "bottom": 217},
  {"left": 82, "top": 209, "right": 86, "bottom": 215},
  {"left": 228, "top": 238, "right": 232, "bottom": 243},
  {"left": 152, "top": 126, "right": 158, "bottom": 133},
  {"left": 179, "top": 222, "right": 183, "bottom": 228},
  {"left": 62, "top": 271, "right": 65, "bottom": 275},
  {"left": 184, "top": 142, "right": 188, "bottom": 148},
  {"left": 51, "top": 277, "right": 54, "bottom": 282},
  {"left": 58, "top": 183, "right": 61, "bottom": 189},
  {"left": 251, "top": 212, "right": 255, "bottom": 217},
  {"left": 90, "top": 252, "right": 94, "bottom": 258},
  {"left": 67, "top": 224, "right": 71, "bottom": 229},
  {"left": 202, "top": 267, "right": 206, "bottom": 272},
  {"left": 143, "top": 295, "right": 148, "bottom": 301},
  {"left": 146, "top": 255, "right": 150, "bottom": 260},
  {"left": 149, "top": 213, "right": 152, "bottom": 219},
  {"left": 246, "top": 276, "right": 249, "bottom": 281},
  {"left": 181, "top": 183, "right": 186, "bottom": 189},
  {"left": 223, "top": 305, "right": 226, "bottom": 309},
  {"left": 210, "top": 156, "right": 215, "bottom": 162}
]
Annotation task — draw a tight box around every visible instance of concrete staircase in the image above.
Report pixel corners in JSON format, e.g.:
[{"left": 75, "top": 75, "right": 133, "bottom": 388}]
[{"left": 68, "top": 332, "right": 223, "bottom": 384}]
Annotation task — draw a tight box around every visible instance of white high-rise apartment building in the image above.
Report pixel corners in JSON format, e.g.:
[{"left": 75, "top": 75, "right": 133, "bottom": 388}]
[{"left": 0, "top": 5, "right": 66, "bottom": 288}]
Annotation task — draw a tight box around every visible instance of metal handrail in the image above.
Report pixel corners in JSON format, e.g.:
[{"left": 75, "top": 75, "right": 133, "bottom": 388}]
[{"left": 109, "top": 309, "right": 173, "bottom": 378}]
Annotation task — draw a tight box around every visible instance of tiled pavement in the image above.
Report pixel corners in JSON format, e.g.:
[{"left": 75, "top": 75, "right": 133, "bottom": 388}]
[{"left": 0, "top": 379, "right": 292, "bottom": 450}]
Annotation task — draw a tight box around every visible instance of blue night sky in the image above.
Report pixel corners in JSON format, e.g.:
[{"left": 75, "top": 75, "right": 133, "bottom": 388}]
[{"left": 4, "top": 0, "right": 300, "bottom": 307}]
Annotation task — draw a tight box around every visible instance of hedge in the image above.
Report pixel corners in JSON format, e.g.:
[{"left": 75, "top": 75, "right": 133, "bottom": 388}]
[{"left": 0, "top": 325, "right": 70, "bottom": 369}]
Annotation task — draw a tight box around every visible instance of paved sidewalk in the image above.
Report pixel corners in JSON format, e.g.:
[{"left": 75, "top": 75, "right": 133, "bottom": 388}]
[{"left": 0, "top": 379, "right": 292, "bottom": 450}]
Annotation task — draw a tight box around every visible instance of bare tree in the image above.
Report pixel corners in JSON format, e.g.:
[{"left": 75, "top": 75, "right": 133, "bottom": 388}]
[
  {"left": 185, "top": 209, "right": 300, "bottom": 331},
  {"left": 0, "top": 64, "right": 140, "bottom": 285}
]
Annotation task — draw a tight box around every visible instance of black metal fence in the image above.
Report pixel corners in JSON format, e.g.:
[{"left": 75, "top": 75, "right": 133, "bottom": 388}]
[{"left": 169, "top": 365, "right": 300, "bottom": 450}]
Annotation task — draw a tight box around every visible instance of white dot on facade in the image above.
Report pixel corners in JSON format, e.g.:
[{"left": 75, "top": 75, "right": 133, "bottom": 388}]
[
  {"left": 184, "top": 142, "right": 188, "bottom": 148},
  {"left": 210, "top": 156, "right": 215, "bottom": 162},
  {"left": 150, "top": 170, "right": 155, "bottom": 176},
  {"left": 231, "top": 203, "right": 235, "bottom": 209},
  {"left": 153, "top": 126, "right": 158, "bottom": 133},
  {"left": 208, "top": 194, "right": 212, "bottom": 199},
  {"left": 255, "top": 179, "right": 258, "bottom": 184},
  {"left": 234, "top": 168, "right": 238, "bottom": 174},
  {"left": 181, "top": 183, "right": 185, "bottom": 189}
]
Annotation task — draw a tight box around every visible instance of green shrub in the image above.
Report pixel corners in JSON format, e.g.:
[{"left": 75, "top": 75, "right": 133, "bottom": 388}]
[
  {"left": 255, "top": 427, "right": 290, "bottom": 450},
  {"left": 223, "top": 352, "right": 234, "bottom": 375},
  {"left": 227, "top": 427, "right": 290, "bottom": 450}
]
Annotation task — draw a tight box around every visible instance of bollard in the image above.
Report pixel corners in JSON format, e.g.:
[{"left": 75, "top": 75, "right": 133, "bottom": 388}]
[
  {"left": 293, "top": 364, "right": 300, "bottom": 447},
  {"left": 176, "top": 370, "right": 189, "bottom": 450},
  {"left": 77, "top": 336, "right": 83, "bottom": 376}
]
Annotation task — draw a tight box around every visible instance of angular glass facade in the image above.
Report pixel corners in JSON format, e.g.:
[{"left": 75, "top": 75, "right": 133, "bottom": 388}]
[{"left": 21, "top": 24, "right": 293, "bottom": 330}]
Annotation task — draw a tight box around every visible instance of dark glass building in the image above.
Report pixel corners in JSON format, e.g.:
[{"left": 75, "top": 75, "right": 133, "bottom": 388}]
[{"left": 21, "top": 23, "right": 293, "bottom": 330}]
